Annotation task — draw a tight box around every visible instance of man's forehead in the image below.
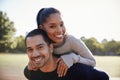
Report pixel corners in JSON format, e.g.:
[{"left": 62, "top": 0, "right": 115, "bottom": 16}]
[
  {"left": 26, "top": 35, "right": 45, "bottom": 46},
  {"left": 27, "top": 35, "right": 43, "bottom": 41}
]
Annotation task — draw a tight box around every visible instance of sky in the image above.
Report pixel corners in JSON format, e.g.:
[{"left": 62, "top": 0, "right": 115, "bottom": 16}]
[{"left": 0, "top": 0, "right": 120, "bottom": 42}]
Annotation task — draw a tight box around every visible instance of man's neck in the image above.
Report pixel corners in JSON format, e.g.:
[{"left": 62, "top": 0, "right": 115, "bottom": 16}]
[{"left": 40, "top": 56, "right": 57, "bottom": 72}]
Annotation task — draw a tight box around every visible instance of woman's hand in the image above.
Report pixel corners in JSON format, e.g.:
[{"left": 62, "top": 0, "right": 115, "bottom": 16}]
[
  {"left": 57, "top": 58, "right": 69, "bottom": 77},
  {"left": 28, "top": 61, "right": 38, "bottom": 71}
]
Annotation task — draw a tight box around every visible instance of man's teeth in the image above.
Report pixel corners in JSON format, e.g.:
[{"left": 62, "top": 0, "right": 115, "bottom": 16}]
[{"left": 35, "top": 58, "right": 41, "bottom": 62}]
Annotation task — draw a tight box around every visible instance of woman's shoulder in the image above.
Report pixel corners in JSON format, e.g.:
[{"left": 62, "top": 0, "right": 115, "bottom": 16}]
[
  {"left": 66, "top": 34, "right": 75, "bottom": 40},
  {"left": 66, "top": 34, "right": 81, "bottom": 41},
  {"left": 65, "top": 34, "right": 84, "bottom": 46}
]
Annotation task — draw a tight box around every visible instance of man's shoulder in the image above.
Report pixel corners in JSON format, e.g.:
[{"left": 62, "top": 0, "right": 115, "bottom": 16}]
[{"left": 30, "top": 69, "right": 65, "bottom": 80}]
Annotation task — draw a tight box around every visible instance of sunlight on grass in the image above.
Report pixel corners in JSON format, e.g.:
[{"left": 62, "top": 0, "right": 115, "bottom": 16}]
[
  {"left": 0, "top": 53, "right": 28, "bottom": 73},
  {"left": 0, "top": 53, "right": 28, "bottom": 80},
  {"left": 0, "top": 54, "right": 28, "bottom": 68},
  {"left": 0, "top": 54, "right": 120, "bottom": 79},
  {"left": 95, "top": 56, "right": 120, "bottom": 77}
]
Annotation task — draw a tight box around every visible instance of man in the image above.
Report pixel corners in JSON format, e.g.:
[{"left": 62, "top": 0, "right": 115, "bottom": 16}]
[
  {"left": 24, "top": 29, "right": 71, "bottom": 80},
  {"left": 24, "top": 29, "right": 109, "bottom": 80}
]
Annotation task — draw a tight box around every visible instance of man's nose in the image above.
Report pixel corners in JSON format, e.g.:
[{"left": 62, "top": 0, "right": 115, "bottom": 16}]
[{"left": 32, "top": 50, "right": 40, "bottom": 57}]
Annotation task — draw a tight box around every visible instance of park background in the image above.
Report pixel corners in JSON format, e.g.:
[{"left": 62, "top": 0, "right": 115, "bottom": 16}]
[{"left": 0, "top": 0, "right": 120, "bottom": 80}]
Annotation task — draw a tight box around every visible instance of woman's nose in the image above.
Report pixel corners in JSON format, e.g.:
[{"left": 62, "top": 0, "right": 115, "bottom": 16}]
[{"left": 56, "top": 27, "right": 62, "bottom": 33}]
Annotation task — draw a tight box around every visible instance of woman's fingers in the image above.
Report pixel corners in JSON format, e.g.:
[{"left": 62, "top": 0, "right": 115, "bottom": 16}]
[
  {"left": 57, "top": 58, "right": 68, "bottom": 77},
  {"left": 28, "top": 61, "right": 38, "bottom": 71},
  {"left": 63, "top": 67, "right": 68, "bottom": 76}
]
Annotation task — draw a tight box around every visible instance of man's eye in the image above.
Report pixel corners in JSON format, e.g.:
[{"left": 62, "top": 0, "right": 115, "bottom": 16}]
[
  {"left": 27, "top": 49, "right": 33, "bottom": 52},
  {"left": 49, "top": 26, "right": 55, "bottom": 28},
  {"left": 38, "top": 46, "right": 43, "bottom": 50}
]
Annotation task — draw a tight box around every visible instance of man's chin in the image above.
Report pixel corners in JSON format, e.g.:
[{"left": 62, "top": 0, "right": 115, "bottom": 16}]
[{"left": 35, "top": 63, "right": 43, "bottom": 68}]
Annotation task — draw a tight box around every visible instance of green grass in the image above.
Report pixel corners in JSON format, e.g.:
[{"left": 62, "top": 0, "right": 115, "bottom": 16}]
[
  {"left": 0, "top": 53, "right": 28, "bottom": 68},
  {"left": 95, "top": 56, "right": 120, "bottom": 77},
  {"left": 0, "top": 54, "right": 120, "bottom": 79},
  {"left": 0, "top": 54, "right": 28, "bottom": 80}
]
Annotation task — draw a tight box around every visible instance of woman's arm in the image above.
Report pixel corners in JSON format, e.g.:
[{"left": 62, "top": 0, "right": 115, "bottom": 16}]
[{"left": 69, "top": 35, "right": 96, "bottom": 67}]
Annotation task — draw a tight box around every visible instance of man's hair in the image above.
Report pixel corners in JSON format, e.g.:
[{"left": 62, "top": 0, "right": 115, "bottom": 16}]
[
  {"left": 36, "top": 7, "right": 60, "bottom": 28},
  {"left": 25, "top": 29, "right": 52, "bottom": 46}
]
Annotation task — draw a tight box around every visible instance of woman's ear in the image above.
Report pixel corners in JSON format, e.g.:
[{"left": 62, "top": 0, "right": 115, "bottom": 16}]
[
  {"left": 49, "top": 44, "right": 53, "bottom": 53},
  {"left": 38, "top": 25, "right": 44, "bottom": 30}
]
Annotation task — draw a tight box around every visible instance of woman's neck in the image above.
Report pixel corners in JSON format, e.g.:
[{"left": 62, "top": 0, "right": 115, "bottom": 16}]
[{"left": 53, "top": 35, "right": 67, "bottom": 48}]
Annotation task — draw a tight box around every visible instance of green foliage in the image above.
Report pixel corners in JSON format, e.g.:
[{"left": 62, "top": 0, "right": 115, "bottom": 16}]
[
  {"left": 104, "top": 40, "right": 120, "bottom": 54},
  {"left": 0, "top": 11, "right": 16, "bottom": 52},
  {"left": 81, "top": 36, "right": 120, "bottom": 55},
  {"left": 83, "top": 37, "right": 104, "bottom": 55},
  {"left": 13, "top": 36, "right": 26, "bottom": 52},
  {"left": 0, "top": 11, "right": 26, "bottom": 53}
]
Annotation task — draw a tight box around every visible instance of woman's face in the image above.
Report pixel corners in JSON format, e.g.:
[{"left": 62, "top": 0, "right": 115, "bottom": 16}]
[{"left": 40, "top": 13, "right": 66, "bottom": 44}]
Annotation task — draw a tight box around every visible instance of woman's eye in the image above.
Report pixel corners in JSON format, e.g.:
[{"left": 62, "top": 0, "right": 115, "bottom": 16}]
[
  {"left": 60, "top": 23, "right": 64, "bottom": 27},
  {"left": 60, "top": 24, "right": 63, "bottom": 27},
  {"left": 49, "top": 26, "right": 55, "bottom": 28}
]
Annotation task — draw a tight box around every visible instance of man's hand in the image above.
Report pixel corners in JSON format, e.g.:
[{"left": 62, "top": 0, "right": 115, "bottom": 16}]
[
  {"left": 28, "top": 61, "right": 38, "bottom": 71},
  {"left": 57, "top": 58, "right": 69, "bottom": 77}
]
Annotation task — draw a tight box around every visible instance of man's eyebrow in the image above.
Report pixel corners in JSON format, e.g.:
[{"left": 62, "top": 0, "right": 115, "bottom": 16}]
[
  {"left": 36, "top": 43, "right": 44, "bottom": 46},
  {"left": 26, "top": 47, "right": 31, "bottom": 49},
  {"left": 26, "top": 43, "right": 45, "bottom": 49}
]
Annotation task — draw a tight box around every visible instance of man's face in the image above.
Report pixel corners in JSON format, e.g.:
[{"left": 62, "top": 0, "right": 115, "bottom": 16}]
[{"left": 26, "top": 35, "right": 53, "bottom": 68}]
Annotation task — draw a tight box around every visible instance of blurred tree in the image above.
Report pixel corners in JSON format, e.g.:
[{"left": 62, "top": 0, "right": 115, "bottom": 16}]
[
  {"left": 116, "top": 41, "right": 120, "bottom": 54},
  {"left": 101, "top": 39, "right": 108, "bottom": 44},
  {"left": 83, "top": 37, "right": 104, "bottom": 55},
  {"left": 14, "top": 35, "right": 26, "bottom": 52},
  {"left": 104, "top": 40, "right": 120, "bottom": 55},
  {"left": 80, "top": 36, "right": 86, "bottom": 41},
  {"left": 0, "top": 11, "right": 16, "bottom": 52}
]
